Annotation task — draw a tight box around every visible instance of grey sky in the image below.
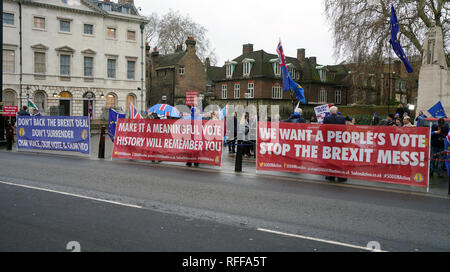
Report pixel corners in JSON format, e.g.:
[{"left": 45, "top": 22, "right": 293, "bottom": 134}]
[{"left": 134, "top": 0, "right": 338, "bottom": 66}]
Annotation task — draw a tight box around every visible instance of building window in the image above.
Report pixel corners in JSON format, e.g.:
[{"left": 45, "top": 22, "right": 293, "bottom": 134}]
[
  {"left": 319, "top": 89, "right": 327, "bottom": 103},
  {"left": 107, "top": 59, "right": 116, "bottom": 78},
  {"left": 107, "top": 28, "right": 116, "bottom": 39},
  {"left": 34, "top": 91, "right": 46, "bottom": 112},
  {"left": 247, "top": 83, "right": 254, "bottom": 98},
  {"left": 106, "top": 93, "right": 117, "bottom": 109},
  {"left": 84, "top": 24, "right": 94, "bottom": 35},
  {"left": 179, "top": 66, "right": 185, "bottom": 75},
  {"left": 60, "top": 54, "right": 71, "bottom": 76},
  {"left": 272, "top": 84, "right": 282, "bottom": 99},
  {"left": 102, "top": 3, "right": 111, "bottom": 11},
  {"left": 221, "top": 85, "right": 227, "bottom": 99},
  {"left": 226, "top": 64, "right": 233, "bottom": 78},
  {"left": 34, "top": 17, "right": 45, "bottom": 29},
  {"left": 318, "top": 69, "right": 327, "bottom": 82},
  {"left": 121, "top": 7, "right": 130, "bottom": 14},
  {"left": 243, "top": 62, "right": 251, "bottom": 76},
  {"left": 273, "top": 63, "right": 281, "bottom": 77},
  {"left": 3, "top": 13, "right": 14, "bottom": 25},
  {"left": 59, "top": 19, "right": 71, "bottom": 32},
  {"left": 335, "top": 90, "right": 342, "bottom": 104},
  {"left": 234, "top": 84, "right": 240, "bottom": 99},
  {"left": 127, "top": 30, "right": 136, "bottom": 41},
  {"left": 34, "top": 52, "right": 46, "bottom": 74},
  {"left": 3, "top": 90, "right": 17, "bottom": 106},
  {"left": 127, "top": 60, "right": 135, "bottom": 80},
  {"left": 84, "top": 56, "right": 94, "bottom": 77},
  {"left": 3, "top": 50, "right": 15, "bottom": 73},
  {"left": 289, "top": 68, "right": 296, "bottom": 79}
]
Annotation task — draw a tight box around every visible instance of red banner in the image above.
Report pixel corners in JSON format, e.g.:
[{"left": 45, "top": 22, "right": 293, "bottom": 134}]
[
  {"left": 112, "top": 119, "right": 224, "bottom": 166},
  {"left": 186, "top": 91, "right": 199, "bottom": 106},
  {"left": 2, "top": 105, "right": 18, "bottom": 117},
  {"left": 257, "top": 122, "right": 430, "bottom": 188}
]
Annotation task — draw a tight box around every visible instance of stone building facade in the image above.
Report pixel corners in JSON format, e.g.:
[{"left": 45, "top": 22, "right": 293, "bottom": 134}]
[{"left": 2, "top": 0, "right": 147, "bottom": 120}]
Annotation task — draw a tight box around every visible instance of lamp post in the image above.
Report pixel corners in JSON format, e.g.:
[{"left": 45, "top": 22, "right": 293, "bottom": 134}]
[{"left": 140, "top": 23, "right": 145, "bottom": 115}]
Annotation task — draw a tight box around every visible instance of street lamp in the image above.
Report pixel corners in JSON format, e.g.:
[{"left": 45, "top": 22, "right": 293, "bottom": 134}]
[{"left": 138, "top": 87, "right": 143, "bottom": 114}]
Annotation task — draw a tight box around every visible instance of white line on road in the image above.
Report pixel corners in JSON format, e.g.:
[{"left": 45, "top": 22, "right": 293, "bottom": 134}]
[
  {"left": 257, "top": 228, "right": 388, "bottom": 252},
  {"left": 0, "top": 180, "right": 143, "bottom": 209}
]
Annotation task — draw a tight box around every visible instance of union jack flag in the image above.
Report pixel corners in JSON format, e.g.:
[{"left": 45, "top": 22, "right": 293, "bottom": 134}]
[
  {"left": 129, "top": 102, "right": 142, "bottom": 119},
  {"left": 276, "top": 41, "right": 287, "bottom": 68}
]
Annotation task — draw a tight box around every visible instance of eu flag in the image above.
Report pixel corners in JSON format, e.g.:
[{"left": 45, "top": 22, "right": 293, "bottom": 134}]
[
  {"left": 390, "top": 5, "right": 413, "bottom": 73},
  {"left": 276, "top": 42, "right": 306, "bottom": 103},
  {"left": 428, "top": 101, "right": 447, "bottom": 118},
  {"left": 108, "top": 108, "right": 125, "bottom": 142}
]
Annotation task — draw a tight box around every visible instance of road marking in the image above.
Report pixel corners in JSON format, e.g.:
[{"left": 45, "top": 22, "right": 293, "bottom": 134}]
[
  {"left": 0, "top": 180, "right": 143, "bottom": 209},
  {"left": 257, "top": 228, "right": 388, "bottom": 252}
]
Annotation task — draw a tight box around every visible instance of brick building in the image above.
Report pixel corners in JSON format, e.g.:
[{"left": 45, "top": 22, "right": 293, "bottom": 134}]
[
  {"left": 207, "top": 44, "right": 351, "bottom": 116},
  {"left": 147, "top": 37, "right": 206, "bottom": 107}
]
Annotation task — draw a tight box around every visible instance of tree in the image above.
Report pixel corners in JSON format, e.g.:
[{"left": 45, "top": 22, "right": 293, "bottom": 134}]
[
  {"left": 324, "top": 0, "right": 449, "bottom": 64},
  {"left": 144, "top": 10, "right": 217, "bottom": 65}
]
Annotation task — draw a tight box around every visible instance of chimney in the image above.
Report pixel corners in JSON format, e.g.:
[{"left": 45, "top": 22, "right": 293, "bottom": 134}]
[
  {"left": 205, "top": 58, "right": 211, "bottom": 67},
  {"left": 297, "top": 48, "right": 305, "bottom": 62},
  {"left": 118, "top": 0, "right": 134, "bottom": 5},
  {"left": 151, "top": 47, "right": 159, "bottom": 74},
  {"left": 104, "top": 0, "right": 110, "bottom": 2},
  {"left": 186, "top": 37, "right": 196, "bottom": 54},
  {"left": 310, "top": 57, "right": 317, "bottom": 66},
  {"left": 242, "top": 44, "right": 254, "bottom": 55},
  {"left": 145, "top": 43, "right": 150, "bottom": 58}
]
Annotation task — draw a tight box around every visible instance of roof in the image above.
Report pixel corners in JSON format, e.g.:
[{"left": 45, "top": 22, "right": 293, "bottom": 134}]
[
  {"left": 157, "top": 51, "right": 186, "bottom": 68},
  {"left": 89, "top": 0, "right": 139, "bottom": 16}
]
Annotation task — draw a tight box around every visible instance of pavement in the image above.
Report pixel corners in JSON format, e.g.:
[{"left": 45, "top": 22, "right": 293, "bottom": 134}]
[{"left": 9, "top": 133, "right": 448, "bottom": 196}]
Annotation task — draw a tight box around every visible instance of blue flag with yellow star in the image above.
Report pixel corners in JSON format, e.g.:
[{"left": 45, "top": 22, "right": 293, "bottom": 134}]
[
  {"left": 428, "top": 101, "right": 447, "bottom": 118},
  {"left": 108, "top": 108, "right": 125, "bottom": 142},
  {"left": 390, "top": 5, "right": 413, "bottom": 73}
]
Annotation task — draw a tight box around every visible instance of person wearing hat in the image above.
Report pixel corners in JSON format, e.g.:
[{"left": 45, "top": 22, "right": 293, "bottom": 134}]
[{"left": 430, "top": 118, "right": 449, "bottom": 178}]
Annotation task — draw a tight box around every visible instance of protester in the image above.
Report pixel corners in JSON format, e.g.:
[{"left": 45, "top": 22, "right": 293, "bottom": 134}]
[
  {"left": 403, "top": 116, "right": 414, "bottom": 127},
  {"left": 18, "top": 106, "right": 30, "bottom": 116},
  {"left": 415, "top": 110, "right": 427, "bottom": 127},
  {"left": 285, "top": 108, "right": 306, "bottom": 123},
  {"left": 323, "top": 106, "right": 346, "bottom": 125},
  {"left": 396, "top": 104, "right": 405, "bottom": 117},
  {"left": 227, "top": 112, "right": 238, "bottom": 154},
  {"left": 371, "top": 113, "right": 380, "bottom": 126},
  {"left": 324, "top": 106, "right": 347, "bottom": 182},
  {"left": 345, "top": 116, "right": 355, "bottom": 125},
  {"left": 32, "top": 108, "right": 41, "bottom": 116},
  {"left": 386, "top": 114, "right": 395, "bottom": 126},
  {"left": 430, "top": 118, "right": 449, "bottom": 178},
  {"left": 395, "top": 118, "right": 403, "bottom": 127},
  {"left": 310, "top": 116, "right": 318, "bottom": 124}
]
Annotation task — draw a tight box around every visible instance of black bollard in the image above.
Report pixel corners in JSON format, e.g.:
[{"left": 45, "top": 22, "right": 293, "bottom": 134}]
[
  {"left": 6, "top": 122, "right": 13, "bottom": 151},
  {"left": 235, "top": 140, "right": 243, "bottom": 172},
  {"left": 98, "top": 125, "right": 106, "bottom": 159}
]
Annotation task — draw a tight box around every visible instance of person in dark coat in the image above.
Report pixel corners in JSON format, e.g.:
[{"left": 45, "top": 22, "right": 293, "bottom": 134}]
[
  {"left": 430, "top": 118, "right": 449, "bottom": 178},
  {"left": 385, "top": 114, "right": 395, "bottom": 126},
  {"left": 323, "top": 106, "right": 346, "bottom": 125},
  {"left": 323, "top": 106, "right": 347, "bottom": 183},
  {"left": 18, "top": 106, "right": 30, "bottom": 116},
  {"left": 286, "top": 108, "right": 306, "bottom": 123}
]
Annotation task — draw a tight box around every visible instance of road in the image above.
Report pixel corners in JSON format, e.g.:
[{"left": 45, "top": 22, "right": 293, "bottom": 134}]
[{"left": 0, "top": 151, "right": 449, "bottom": 252}]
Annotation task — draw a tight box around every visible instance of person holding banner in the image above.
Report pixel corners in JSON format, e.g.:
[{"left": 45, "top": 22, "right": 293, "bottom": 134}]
[
  {"left": 324, "top": 106, "right": 347, "bottom": 183},
  {"left": 430, "top": 118, "right": 449, "bottom": 178},
  {"left": 285, "top": 108, "right": 306, "bottom": 123},
  {"left": 18, "top": 106, "right": 30, "bottom": 116}
]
